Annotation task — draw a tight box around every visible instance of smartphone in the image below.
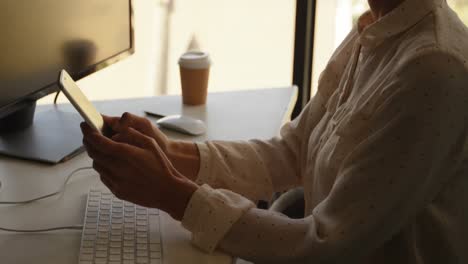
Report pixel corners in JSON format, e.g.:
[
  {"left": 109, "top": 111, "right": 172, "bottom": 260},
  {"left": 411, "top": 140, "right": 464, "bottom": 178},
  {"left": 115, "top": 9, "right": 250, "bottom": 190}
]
[{"left": 58, "top": 70, "right": 104, "bottom": 133}]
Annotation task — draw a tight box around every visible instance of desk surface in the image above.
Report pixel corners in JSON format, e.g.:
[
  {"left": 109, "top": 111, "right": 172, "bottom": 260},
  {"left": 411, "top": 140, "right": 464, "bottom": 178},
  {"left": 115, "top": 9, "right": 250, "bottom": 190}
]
[{"left": 0, "top": 87, "right": 297, "bottom": 264}]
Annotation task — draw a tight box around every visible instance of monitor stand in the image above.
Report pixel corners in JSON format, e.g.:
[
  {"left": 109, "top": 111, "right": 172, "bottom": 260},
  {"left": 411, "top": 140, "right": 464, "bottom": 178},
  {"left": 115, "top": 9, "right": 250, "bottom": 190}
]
[{"left": 0, "top": 102, "right": 85, "bottom": 164}]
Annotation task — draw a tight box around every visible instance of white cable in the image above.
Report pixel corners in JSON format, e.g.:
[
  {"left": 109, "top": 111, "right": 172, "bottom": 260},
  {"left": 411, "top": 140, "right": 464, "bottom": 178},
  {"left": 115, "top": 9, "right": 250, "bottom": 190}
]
[
  {"left": 0, "top": 166, "right": 93, "bottom": 205},
  {"left": 0, "top": 225, "right": 84, "bottom": 233},
  {"left": 0, "top": 166, "right": 94, "bottom": 233}
]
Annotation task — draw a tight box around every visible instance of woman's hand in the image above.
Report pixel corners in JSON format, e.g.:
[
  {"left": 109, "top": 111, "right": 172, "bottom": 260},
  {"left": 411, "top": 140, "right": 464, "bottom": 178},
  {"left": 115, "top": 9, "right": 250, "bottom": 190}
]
[
  {"left": 102, "top": 113, "right": 200, "bottom": 181},
  {"left": 103, "top": 112, "right": 171, "bottom": 152},
  {"left": 81, "top": 122, "right": 198, "bottom": 221}
]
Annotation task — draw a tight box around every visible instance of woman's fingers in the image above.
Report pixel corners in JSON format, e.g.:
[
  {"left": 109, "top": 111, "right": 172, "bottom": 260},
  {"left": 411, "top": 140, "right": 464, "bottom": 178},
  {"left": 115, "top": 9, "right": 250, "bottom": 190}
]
[
  {"left": 113, "top": 127, "right": 177, "bottom": 175},
  {"left": 112, "top": 127, "right": 155, "bottom": 150},
  {"left": 117, "top": 112, "right": 155, "bottom": 135},
  {"left": 102, "top": 115, "right": 120, "bottom": 130},
  {"left": 84, "top": 128, "right": 142, "bottom": 161},
  {"left": 92, "top": 160, "right": 113, "bottom": 176},
  {"left": 104, "top": 114, "right": 170, "bottom": 151}
]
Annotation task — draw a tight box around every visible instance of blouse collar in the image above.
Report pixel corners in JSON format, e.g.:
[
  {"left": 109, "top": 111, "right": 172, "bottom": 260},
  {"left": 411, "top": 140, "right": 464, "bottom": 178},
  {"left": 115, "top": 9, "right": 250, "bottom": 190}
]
[{"left": 357, "top": 0, "right": 446, "bottom": 48}]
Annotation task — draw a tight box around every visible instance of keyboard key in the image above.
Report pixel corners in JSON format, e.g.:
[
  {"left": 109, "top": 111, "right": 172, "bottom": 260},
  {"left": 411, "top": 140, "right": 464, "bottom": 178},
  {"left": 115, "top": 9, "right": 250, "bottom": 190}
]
[
  {"left": 124, "top": 222, "right": 135, "bottom": 229},
  {"left": 123, "top": 247, "right": 135, "bottom": 254},
  {"left": 87, "top": 211, "right": 98, "bottom": 217},
  {"left": 136, "top": 220, "right": 147, "bottom": 226},
  {"left": 80, "top": 254, "right": 93, "bottom": 261},
  {"left": 124, "top": 229, "right": 135, "bottom": 235},
  {"left": 86, "top": 223, "right": 97, "bottom": 229},
  {"left": 99, "top": 226, "right": 110, "bottom": 233},
  {"left": 136, "top": 215, "right": 147, "bottom": 220},
  {"left": 110, "top": 255, "right": 122, "bottom": 261},
  {"left": 96, "top": 245, "right": 108, "bottom": 251},
  {"left": 124, "top": 260, "right": 136, "bottom": 264},
  {"left": 83, "top": 235, "right": 96, "bottom": 241},
  {"left": 136, "top": 238, "right": 147, "bottom": 244},
  {"left": 136, "top": 226, "right": 147, "bottom": 232},
  {"left": 102, "top": 193, "right": 112, "bottom": 198},
  {"left": 96, "top": 250, "right": 108, "bottom": 258},
  {"left": 113, "top": 218, "right": 123, "bottom": 224},
  {"left": 137, "top": 250, "right": 148, "bottom": 257},
  {"left": 95, "top": 259, "right": 108, "bottom": 264},
  {"left": 136, "top": 212, "right": 147, "bottom": 218},
  {"left": 110, "top": 248, "right": 121, "bottom": 255},
  {"left": 81, "top": 241, "right": 94, "bottom": 248},
  {"left": 99, "top": 222, "right": 110, "bottom": 227},
  {"left": 86, "top": 217, "right": 98, "bottom": 223},
  {"left": 111, "top": 235, "right": 122, "bottom": 242},
  {"left": 148, "top": 209, "right": 159, "bottom": 216},
  {"left": 149, "top": 244, "right": 161, "bottom": 252},
  {"left": 81, "top": 247, "right": 94, "bottom": 254},
  {"left": 124, "top": 234, "right": 134, "bottom": 241},
  {"left": 113, "top": 204, "right": 123, "bottom": 209},
  {"left": 112, "top": 231, "right": 123, "bottom": 237},
  {"left": 124, "top": 210, "right": 135, "bottom": 215},
  {"left": 111, "top": 225, "right": 122, "bottom": 230},
  {"left": 96, "top": 238, "right": 109, "bottom": 245},
  {"left": 124, "top": 240, "right": 134, "bottom": 247},
  {"left": 110, "top": 241, "right": 121, "bottom": 248},
  {"left": 150, "top": 260, "right": 161, "bottom": 264},
  {"left": 136, "top": 257, "right": 149, "bottom": 263},
  {"left": 124, "top": 218, "right": 135, "bottom": 224},
  {"left": 137, "top": 232, "right": 148, "bottom": 239},
  {"left": 150, "top": 252, "right": 161, "bottom": 259},
  {"left": 112, "top": 226, "right": 123, "bottom": 232},
  {"left": 100, "top": 215, "right": 111, "bottom": 221},
  {"left": 89, "top": 195, "right": 100, "bottom": 200},
  {"left": 88, "top": 207, "right": 98, "bottom": 212},
  {"left": 149, "top": 233, "right": 159, "bottom": 243},
  {"left": 113, "top": 213, "right": 124, "bottom": 219},
  {"left": 124, "top": 253, "right": 135, "bottom": 260},
  {"left": 97, "top": 232, "right": 108, "bottom": 239},
  {"left": 84, "top": 228, "right": 97, "bottom": 235},
  {"left": 101, "top": 210, "right": 111, "bottom": 216},
  {"left": 79, "top": 261, "right": 93, "bottom": 264},
  {"left": 136, "top": 244, "right": 148, "bottom": 250}
]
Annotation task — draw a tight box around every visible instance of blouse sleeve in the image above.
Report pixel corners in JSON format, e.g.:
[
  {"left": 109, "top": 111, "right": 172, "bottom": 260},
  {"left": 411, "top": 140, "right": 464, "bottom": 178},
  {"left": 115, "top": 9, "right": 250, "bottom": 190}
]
[
  {"left": 195, "top": 91, "right": 327, "bottom": 202},
  {"left": 182, "top": 50, "right": 468, "bottom": 262}
]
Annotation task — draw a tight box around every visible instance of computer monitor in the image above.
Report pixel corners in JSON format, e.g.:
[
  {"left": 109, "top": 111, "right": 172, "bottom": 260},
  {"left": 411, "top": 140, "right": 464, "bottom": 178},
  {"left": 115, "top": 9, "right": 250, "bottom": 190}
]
[{"left": 0, "top": 0, "right": 134, "bottom": 163}]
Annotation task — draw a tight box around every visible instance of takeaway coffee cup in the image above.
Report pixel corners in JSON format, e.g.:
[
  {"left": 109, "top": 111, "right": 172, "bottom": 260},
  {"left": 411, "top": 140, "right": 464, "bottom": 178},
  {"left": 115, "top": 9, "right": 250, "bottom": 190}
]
[{"left": 178, "top": 51, "right": 211, "bottom": 105}]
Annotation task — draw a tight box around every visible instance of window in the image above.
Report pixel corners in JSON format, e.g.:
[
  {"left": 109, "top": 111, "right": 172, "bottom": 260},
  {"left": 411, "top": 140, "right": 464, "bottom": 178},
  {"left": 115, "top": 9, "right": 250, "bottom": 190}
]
[
  {"left": 160, "top": 0, "right": 297, "bottom": 95},
  {"left": 311, "top": 0, "right": 468, "bottom": 95},
  {"left": 40, "top": 0, "right": 296, "bottom": 105}
]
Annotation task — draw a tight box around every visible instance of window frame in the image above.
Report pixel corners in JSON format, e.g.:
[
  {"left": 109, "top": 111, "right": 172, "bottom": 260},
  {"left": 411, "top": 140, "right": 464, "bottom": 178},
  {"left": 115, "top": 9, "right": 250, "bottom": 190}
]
[{"left": 292, "top": 0, "right": 317, "bottom": 118}]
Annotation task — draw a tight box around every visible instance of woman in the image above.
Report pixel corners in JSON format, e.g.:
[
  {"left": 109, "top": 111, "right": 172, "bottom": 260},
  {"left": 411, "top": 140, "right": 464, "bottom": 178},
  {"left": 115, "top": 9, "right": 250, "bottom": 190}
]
[{"left": 81, "top": 0, "right": 468, "bottom": 262}]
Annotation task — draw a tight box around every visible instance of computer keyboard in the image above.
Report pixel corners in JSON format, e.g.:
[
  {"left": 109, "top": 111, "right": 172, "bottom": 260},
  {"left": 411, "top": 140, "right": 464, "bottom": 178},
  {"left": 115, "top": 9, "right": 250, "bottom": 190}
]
[{"left": 78, "top": 190, "right": 163, "bottom": 264}]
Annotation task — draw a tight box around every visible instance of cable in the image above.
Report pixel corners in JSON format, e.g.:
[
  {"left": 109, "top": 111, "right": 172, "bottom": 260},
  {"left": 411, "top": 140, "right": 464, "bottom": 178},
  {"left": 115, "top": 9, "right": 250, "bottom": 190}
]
[
  {"left": 0, "top": 166, "right": 93, "bottom": 205},
  {"left": 53, "top": 91, "right": 61, "bottom": 104},
  {"left": 0, "top": 225, "right": 83, "bottom": 233},
  {"left": 0, "top": 167, "right": 94, "bottom": 233}
]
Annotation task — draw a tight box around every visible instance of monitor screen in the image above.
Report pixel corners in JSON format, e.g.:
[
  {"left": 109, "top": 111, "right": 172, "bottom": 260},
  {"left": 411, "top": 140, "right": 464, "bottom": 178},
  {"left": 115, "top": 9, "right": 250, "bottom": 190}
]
[{"left": 0, "top": 0, "right": 133, "bottom": 115}]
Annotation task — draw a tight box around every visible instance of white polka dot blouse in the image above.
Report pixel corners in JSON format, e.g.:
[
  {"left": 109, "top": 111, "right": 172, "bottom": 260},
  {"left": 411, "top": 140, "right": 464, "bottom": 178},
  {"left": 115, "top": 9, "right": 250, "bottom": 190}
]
[{"left": 181, "top": 0, "right": 468, "bottom": 263}]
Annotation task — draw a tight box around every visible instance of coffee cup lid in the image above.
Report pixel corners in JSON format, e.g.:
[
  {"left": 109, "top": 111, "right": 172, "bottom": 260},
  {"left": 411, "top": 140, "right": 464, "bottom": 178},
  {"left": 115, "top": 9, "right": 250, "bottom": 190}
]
[{"left": 178, "top": 51, "right": 211, "bottom": 69}]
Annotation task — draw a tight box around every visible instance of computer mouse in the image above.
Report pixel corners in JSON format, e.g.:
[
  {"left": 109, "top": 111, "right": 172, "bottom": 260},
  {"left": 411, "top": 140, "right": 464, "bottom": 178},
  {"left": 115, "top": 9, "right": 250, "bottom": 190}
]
[{"left": 156, "top": 115, "right": 206, "bottom": 136}]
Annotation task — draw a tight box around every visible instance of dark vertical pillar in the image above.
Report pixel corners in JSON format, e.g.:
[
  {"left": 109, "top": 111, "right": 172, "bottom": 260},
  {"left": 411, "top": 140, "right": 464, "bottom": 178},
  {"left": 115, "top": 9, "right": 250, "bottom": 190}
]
[{"left": 292, "top": 0, "right": 317, "bottom": 118}]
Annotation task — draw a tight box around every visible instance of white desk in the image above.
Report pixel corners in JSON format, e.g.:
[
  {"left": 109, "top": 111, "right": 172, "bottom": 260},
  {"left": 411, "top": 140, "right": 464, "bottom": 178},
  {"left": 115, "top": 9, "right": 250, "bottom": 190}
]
[{"left": 0, "top": 87, "right": 297, "bottom": 264}]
